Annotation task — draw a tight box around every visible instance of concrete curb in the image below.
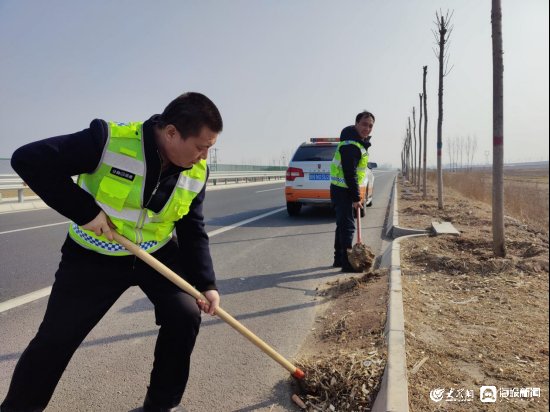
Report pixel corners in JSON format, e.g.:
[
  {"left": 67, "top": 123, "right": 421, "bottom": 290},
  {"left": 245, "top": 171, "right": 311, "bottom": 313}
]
[
  {"left": 384, "top": 179, "right": 399, "bottom": 239},
  {"left": 373, "top": 176, "right": 429, "bottom": 412}
]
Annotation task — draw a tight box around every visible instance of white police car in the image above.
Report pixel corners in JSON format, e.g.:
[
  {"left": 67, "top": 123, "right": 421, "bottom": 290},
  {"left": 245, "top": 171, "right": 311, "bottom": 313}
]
[{"left": 285, "top": 138, "right": 376, "bottom": 216}]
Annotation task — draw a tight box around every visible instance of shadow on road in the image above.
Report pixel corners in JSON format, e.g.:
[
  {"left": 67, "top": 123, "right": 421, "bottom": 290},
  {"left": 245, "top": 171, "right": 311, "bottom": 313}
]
[{"left": 119, "top": 265, "right": 338, "bottom": 313}]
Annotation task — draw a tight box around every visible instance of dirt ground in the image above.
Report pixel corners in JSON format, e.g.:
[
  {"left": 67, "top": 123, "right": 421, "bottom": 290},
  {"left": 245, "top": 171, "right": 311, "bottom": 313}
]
[
  {"left": 292, "top": 177, "right": 548, "bottom": 411},
  {"left": 293, "top": 269, "right": 389, "bottom": 411},
  {"left": 398, "top": 178, "right": 549, "bottom": 411}
]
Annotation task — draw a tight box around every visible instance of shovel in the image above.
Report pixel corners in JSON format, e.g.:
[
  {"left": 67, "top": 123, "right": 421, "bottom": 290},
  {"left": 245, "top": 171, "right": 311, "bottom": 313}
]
[
  {"left": 347, "top": 205, "right": 375, "bottom": 272},
  {"left": 111, "top": 231, "right": 305, "bottom": 380}
]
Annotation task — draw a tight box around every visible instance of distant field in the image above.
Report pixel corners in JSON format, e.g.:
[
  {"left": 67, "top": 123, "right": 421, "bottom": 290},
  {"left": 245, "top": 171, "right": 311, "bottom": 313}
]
[{"left": 427, "top": 166, "right": 549, "bottom": 229}]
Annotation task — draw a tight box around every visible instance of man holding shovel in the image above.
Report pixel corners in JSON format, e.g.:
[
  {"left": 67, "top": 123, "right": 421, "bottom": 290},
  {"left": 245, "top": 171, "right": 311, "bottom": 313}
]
[
  {"left": 2, "top": 92, "right": 222, "bottom": 412},
  {"left": 330, "top": 111, "right": 375, "bottom": 272}
]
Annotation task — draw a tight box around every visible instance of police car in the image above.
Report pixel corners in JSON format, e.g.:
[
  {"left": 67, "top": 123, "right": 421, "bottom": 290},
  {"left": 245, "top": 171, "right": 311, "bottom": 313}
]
[{"left": 285, "top": 138, "right": 376, "bottom": 216}]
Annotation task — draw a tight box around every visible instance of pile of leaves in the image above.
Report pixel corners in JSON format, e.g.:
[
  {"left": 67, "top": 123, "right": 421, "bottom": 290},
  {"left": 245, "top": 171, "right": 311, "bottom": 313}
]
[
  {"left": 316, "top": 270, "right": 383, "bottom": 299},
  {"left": 294, "top": 349, "right": 385, "bottom": 411},
  {"left": 290, "top": 270, "right": 388, "bottom": 410},
  {"left": 347, "top": 243, "right": 375, "bottom": 272}
]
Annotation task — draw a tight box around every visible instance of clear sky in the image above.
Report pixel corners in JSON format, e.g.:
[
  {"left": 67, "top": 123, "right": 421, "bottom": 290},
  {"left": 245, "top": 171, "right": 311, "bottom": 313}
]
[{"left": 1, "top": 0, "right": 548, "bottom": 168}]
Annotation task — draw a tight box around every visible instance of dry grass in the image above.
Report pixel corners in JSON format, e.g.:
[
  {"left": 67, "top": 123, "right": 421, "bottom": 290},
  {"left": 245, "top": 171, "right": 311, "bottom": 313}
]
[
  {"left": 399, "top": 179, "right": 549, "bottom": 411},
  {"left": 425, "top": 168, "right": 549, "bottom": 229}
]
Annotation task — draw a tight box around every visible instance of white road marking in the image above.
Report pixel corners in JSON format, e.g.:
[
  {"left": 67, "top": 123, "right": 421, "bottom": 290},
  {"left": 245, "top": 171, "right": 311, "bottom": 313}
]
[
  {"left": 0, "top": 221, "right": 70, "bottom": 235},
  {"left": 255, "top": 187, "right": 283, "bottom": 193},
  {"left": 0, "top": 207, "right": 286, "bottom": 313},
  {"left": 0, "top": 287, "right": 53, "bottom": 313},
  {"left": 206, "top": 207, "right": 285, "bottom": 237}
]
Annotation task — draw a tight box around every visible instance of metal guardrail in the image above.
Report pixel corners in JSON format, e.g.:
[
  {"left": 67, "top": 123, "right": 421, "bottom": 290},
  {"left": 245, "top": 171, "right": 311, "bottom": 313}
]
[
  {"left": 208, "top": 171, "right": 285, "bottom": 185},
  {"left": 0, "top": 172, "right": 286, "bottom": 203}
]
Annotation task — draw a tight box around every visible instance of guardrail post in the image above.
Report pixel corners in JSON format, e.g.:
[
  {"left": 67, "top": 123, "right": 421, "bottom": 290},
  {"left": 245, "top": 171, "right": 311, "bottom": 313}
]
[{"left": 18, "top": 188, "right": 24, "bottom": 203}]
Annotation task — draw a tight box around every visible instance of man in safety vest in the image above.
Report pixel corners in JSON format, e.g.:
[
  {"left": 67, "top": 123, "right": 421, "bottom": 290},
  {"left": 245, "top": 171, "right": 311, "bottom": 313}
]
[
  {"left": 330, "top": 111, "right": 375, "bottom": 272},
  {"left": 2, "top": 93, "right": 222, "bottom": 412}
]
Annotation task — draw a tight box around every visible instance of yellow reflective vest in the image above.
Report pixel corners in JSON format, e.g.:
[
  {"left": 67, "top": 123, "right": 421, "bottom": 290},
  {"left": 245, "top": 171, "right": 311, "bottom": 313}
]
[
  {"left": 330, "top": 140, "right": 369, "bottom": 189},
  {"left": 69, "top": 121, "right": 207, "bottom": 256}
]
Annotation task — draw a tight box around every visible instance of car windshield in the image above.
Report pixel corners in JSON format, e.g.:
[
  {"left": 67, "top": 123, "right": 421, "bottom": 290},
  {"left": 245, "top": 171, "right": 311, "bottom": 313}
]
[{"left": 292, "top": 145, "right": 337, "bottom": 162}]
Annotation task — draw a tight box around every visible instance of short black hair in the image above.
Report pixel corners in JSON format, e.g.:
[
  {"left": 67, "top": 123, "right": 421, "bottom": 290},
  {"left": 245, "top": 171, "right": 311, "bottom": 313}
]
[
  {"left": 356, "top": 111, "right": 375, "bottom": 123},
  {"left": 159, "top": 92, "right": 223, "bottom": 139}
]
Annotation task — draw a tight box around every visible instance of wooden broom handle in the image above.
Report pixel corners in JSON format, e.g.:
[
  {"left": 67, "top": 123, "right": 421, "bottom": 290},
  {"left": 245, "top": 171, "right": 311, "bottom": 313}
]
[
  {"left": 356, "top": 205, "right": 362, "bottom": 243},
  {"left": 111, "top": 231, "right": 304, "bottom": 379}
]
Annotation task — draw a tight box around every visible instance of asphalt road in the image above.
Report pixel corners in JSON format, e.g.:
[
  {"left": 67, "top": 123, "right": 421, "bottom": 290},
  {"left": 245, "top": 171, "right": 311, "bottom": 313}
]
[{"left": 0, "top": 170, "right": 396, "bottom": 412}]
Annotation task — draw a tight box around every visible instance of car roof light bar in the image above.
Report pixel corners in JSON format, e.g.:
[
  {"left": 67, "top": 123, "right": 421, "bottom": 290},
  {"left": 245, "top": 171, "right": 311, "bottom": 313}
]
[{"left": 310, "top": 137, "right": 339, "bottom": 143}]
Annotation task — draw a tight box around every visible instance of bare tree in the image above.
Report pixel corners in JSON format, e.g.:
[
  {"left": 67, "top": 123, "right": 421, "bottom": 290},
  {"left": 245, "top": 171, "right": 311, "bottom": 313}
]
[
  {"left": 467, "top": 135, "right": 478, "bottom": 169},
  {"left": 433, "top": 9, "right": 454, "bottom": 208},
  {"left": 422, "top": 66, "right": 428, "bottom": 198},
  {"left": 403, "top": 138, "right": 408, "bottom": 175},
  {"left": 418, "top": 93, "right": 423, "bottom": 191},
  {"left": 459, "top": 136, "right": 465, "bottom": 169},
  {"left": 401, "top": 139, "right": 407, "bottom": 177},
  {"left": 401, "top": 140, "right": 405, "bottom": 176},
  {"left": 407, "top": 117, "right": 412, "bottom": 181},
  {"left": 492, "top": 0, "right": 506, "bottom": 257},
  {"left": 412, "top": 107, "right": 417, "bottom": 185},
  {"left": 449, "top": 137, "right": 453, "bottom": 171},
  {"left": 451, "top": 136, "right": 461, "bottom": 170},
  {"left": 403, "top": 128, "right": 407, "bottom": 179},
  {"left": 464, "top": 135, "right": 477, "bottom": 170},
  {"left": 454, "top": 137, "right": 459, "bottom": 170},
  {"left": 403, "top": 132, "right": 410, "bottom": 179},
  {"left": 465, "top": 135, "right": 472, "bottom": 170}
]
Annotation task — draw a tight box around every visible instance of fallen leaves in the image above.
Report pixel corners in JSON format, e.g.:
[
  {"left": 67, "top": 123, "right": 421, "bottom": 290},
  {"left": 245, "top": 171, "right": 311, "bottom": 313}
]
[{"left": 295, "top": 349, "right": 385, "bottom": 411}]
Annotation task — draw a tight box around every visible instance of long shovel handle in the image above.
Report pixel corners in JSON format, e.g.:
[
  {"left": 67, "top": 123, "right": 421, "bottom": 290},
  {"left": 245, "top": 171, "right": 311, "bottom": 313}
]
[
  {"left": 356, "top": 204, "right": 362, "bottom": 243},
  {"left": 111, "top": 231, "right": 305, "bottom": 379}
]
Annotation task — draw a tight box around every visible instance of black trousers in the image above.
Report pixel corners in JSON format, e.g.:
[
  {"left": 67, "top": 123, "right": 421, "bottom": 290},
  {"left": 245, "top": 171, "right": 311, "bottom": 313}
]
[
  {"left": 1, "top": 240, "right": 201, "bottom": 411},
  {"left": 331, "top": 185, "right": 356, "bottom": 263}
]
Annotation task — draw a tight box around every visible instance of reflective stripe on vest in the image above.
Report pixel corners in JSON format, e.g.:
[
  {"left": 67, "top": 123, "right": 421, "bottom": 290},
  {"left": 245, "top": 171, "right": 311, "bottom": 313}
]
[
  {"left": 330, "top": 140, "right": 369, "bottom": 189},
  {"left": 69, "top": 121, "right": 207, "bottom": 256}
]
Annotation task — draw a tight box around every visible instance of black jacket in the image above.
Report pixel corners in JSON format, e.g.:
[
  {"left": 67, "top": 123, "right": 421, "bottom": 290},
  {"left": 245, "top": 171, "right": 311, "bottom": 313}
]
[
  {"left": 11, "top": 116, "right": 216, "bottom": 291},
  {"left": 332, "top": 125, "right": 371, "bottom": 202}
]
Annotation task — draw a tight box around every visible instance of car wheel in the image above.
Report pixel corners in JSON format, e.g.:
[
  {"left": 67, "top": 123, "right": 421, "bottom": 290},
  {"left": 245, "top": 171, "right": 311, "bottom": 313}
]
[{"left": 286, "top": 202, "right": 302, "bottom": 216}]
